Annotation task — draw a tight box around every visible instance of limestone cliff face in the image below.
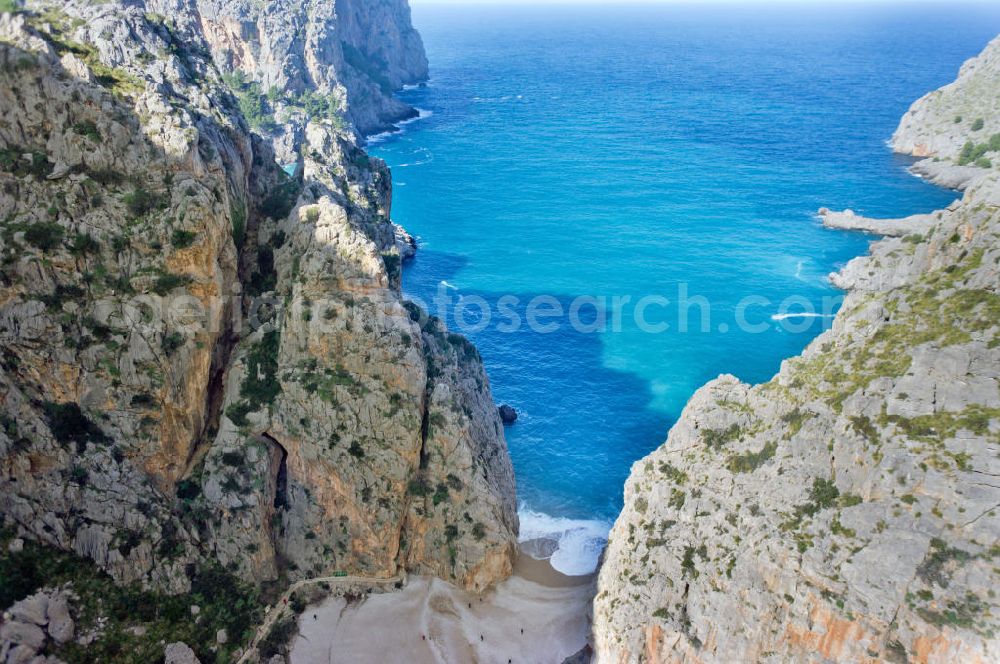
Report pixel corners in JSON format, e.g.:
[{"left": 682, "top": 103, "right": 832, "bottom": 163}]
[
  {"left": 201, "top": 122, "right": 517, "bottom": 589},
  {"left": 196, "top": 0, "right": 428, "bottom": 140},
  {"left": 594, "top": 38, "right": 1000, "bottom": 663},
  {"left": 0, "top": 0, "right": 516, "bottom": 598}
]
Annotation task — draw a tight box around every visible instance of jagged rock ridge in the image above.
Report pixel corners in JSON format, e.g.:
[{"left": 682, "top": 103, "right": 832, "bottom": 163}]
[{"left": 594, "top": 37, "right": 1000, "bottom": 664}]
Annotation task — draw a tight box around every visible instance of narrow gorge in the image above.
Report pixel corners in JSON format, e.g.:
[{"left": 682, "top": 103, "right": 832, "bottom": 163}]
[{"left": 1, "top": 2, "right": 998, "bottom": 664}]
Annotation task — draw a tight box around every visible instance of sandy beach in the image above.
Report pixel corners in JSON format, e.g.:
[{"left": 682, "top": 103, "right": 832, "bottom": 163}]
[{"left": 289, "top": 546, "right": 594, "bottom": 664}]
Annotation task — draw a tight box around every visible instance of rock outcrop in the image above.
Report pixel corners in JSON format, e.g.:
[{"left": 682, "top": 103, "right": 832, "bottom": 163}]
[
  {"left": 0, "top": 0, "right": 516, "bottom": 614},
  {"left": 1, "top": 590, "right": 74, "bottom": 663},
  {"left": 594, "top": 37, "right": 1000, "bottom": 664},
  {"left": 892, "top": 34, "right": 1000, "bottom": 190},
  {"left": 819, "top": 207, "right": 940, "bottom": 238}
]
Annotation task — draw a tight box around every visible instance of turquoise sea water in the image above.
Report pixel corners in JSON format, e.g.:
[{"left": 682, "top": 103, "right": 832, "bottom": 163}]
[{"left": 371, "top": 2, "right": 1000, "bottom": 574}]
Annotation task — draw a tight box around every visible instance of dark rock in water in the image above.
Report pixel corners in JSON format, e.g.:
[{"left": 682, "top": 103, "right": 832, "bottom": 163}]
[{"left": 498, "top": 404, "right": 517, "bottom": 425}]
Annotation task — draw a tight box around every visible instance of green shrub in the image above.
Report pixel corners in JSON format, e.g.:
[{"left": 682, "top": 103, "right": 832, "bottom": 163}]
[
  {"left": 0, "top": 148, "right": 52, "bottom": 178},
  {"left": 407, "top": 474, "right": 431, "bottom": 496},
  {"left": 103, "top": 559, "right": 259, "bottom": 661},
  {"left": 225, "top": 401, "right": 252, "bottom": 427},
  {"left": 68, "top": 465, "right": 89, "bottom": 485},
  {"left": 39, "top": 284, "right": 85, "bottom": 311},
  {"left": 171, "top": 229, "right": 196, "bottom": 248},
  {"left": 162, "top": 331, "right": 185, "bottom": 355},
  {"left": 971, "top": 118, "right": 984, "bottom": 131},
  {"left": 258, "top": 614, "right": 297, "bottom": 659},
  {"left": 240, "top": 330, "right": 282, "bottom": 407},
  {"left": 70, "top": 233, "right": 100, "bottom": 256},
  {"left": 23, "top": 222, "right": 64, "bottom": 251},
  {"left": 223, "top": 71, "right": 277, "bottom": 131},
  {"left": 41, "top": 401, "right": 110, "bottom": 453},
  {"left": 153, "top": 272, "right": 192, "bottom": 295},
  {"left": 809, "top": 477, "right": 839, "bottom": 510},
  {"left": 260, "top": 177, "right": 301, "bottom": 221},
  {"left": 432, "top": 482, "right": 450, "bottom": 506},
  {"left": 123, "top": 187, "right": 165, "bottom": 216},
  {"left": 82, "top": 316, "right": 113, "bottom": 341},
  {"left": 231, "top": 201, "right": 246, "bottom": 247},
  {"left": 958, "top": 134, "right": 1000, "bottom": 166},
  {"left": 839, "top": 493, "right": 863, "bottom": 508},
  {"left": 658, "top": 461, "right": 688, "bottom": 484},
  {"left": 726, "top": 441, "right": 776, "bottom": 473},
  {"left": 176, "top": 479, "right": 201, "bottom": 501},
  {"left": 72, "top": 121, "right": 100, "bottom": 142},
  {"left": 348, "top": 440, "right": 365, "bottom": 458},
  {"left": 702, "top": 423, "right": 741, "bottom": 448}
]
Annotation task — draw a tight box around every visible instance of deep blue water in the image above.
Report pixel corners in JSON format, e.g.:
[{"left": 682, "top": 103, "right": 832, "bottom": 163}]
[{"left": 371, "top": 2, "right": 1000, "bottom": 574}]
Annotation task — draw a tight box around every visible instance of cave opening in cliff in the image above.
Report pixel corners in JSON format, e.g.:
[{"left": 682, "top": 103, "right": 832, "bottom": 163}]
[{"left": 262, "top": 433, "right": 289, "bottom": 510}]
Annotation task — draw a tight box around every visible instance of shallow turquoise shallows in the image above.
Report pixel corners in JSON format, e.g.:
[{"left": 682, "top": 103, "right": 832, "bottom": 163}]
[{"left": 370, "top": 2, "right": 1000, "bottom": 575}]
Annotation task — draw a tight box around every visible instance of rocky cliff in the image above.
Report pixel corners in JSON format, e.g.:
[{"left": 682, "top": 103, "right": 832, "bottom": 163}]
[
  {"left": 892, "top": 35, "right": 1000, "bottom": 189},
  {"left": 197, "top": 0, "right": 428, "bottom": 146},
  {"left": 0, "top": 0, "right": 514, "bottom": 635},
  {"left": 594, "top": 38, "right": 1000, "bottom": 663}
]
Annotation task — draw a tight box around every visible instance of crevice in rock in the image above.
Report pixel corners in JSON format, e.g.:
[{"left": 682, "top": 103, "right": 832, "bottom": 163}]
[
  {"left": 394, "top": 344, "right": 436, "bottom": 574},
  {"left": 418, "top": 351, "right": 433, "bottom": 471},
  {"left": 418, "top": 397, "right": 430, "bottom": 471},
  {"left": 260, "top": 432, "right": 290, "bottom": 566},
  {"left": 270, "top": 437, "right": 289, "bottom": 510},
  {"left": 183, "top": 321, "right": 239, "bottom": 477}
]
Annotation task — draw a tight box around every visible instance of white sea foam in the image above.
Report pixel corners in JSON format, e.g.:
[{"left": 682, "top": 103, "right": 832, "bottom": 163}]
[
  {"left": 396, "top": 147, "right": 435, "bottom": 168},
  {"left": 366, "top": 109, "right": 433, "bottom": 145},
  {"left": 440, "top": 280, "right": 459, "bottom": 291},
  {"left": 366, "top": 128, "right": 401, "bottom": 144},
  {"left": 517, "top": 508, "right": 611, "bottom": 577},
  {"left": 770, "top": 312, "right": 835, "bottom": 321}
]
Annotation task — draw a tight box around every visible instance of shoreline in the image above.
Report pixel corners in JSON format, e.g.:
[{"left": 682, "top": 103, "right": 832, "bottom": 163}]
[{"left": 514, "top": 547, "right": 595, "bottom": 589}]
